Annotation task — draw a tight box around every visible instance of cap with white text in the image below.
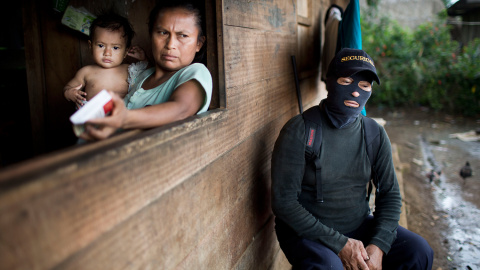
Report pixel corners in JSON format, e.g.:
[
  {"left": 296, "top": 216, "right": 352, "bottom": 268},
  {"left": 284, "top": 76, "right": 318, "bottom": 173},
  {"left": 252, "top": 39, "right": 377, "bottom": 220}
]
[{"left": 326, "top": 48, "right": 380, "bottom": 85}]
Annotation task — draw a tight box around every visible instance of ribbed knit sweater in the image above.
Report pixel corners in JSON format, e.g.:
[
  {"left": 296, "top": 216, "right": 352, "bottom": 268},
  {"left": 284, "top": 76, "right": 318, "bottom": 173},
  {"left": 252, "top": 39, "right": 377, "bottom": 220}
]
[{"left": 271, "top": 104, "right": 401, "bottom": 254}]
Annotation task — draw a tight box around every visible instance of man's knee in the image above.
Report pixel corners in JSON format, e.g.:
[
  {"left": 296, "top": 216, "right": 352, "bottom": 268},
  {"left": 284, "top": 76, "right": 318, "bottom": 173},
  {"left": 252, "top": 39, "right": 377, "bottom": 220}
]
[
  {"left": 295, "top": 256, "right": 342, "bottom": 270},
  {"left": 386, "top": 227, "right": 434, "bottom": 269},
  {"left": 404, "top": 229, "right": 433, "bottom": 261},
  {"left": 276, "top": 233, "right": 343, "bottom": 270},
  {"left": 409, "top": 236, "right": 434, "bottom": 269}
]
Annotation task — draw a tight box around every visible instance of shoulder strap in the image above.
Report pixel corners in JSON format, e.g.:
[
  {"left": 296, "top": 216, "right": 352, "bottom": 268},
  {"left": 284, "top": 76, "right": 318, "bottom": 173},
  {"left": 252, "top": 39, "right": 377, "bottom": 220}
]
[
  {"left": 361, "top": 115, "right": 381, "bottom": 202},
  {"left": 302, "top": 105, "right": 324, "bottom": 202},
  {"left": 303, "top": 105, "right": 323, "bottom": 161},
  {"left": 302, "top": 108, "right": 382, "bottom": 203}
]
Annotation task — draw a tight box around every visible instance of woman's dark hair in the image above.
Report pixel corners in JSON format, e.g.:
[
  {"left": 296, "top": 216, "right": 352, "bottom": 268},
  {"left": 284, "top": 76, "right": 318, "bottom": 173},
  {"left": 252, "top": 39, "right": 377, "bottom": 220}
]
[
  {"left": 90, "top": 12, "right": 135, "bottom": 48},
  {"left": 148, "top": 1, "right": 206, "bottom": 63}
]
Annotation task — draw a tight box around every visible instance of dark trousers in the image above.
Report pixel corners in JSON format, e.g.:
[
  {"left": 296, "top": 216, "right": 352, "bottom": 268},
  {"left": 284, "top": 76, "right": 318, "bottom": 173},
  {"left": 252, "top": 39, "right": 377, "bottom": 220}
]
[{"left": 275, "top": 216, "right": 433, "bottom": 270}]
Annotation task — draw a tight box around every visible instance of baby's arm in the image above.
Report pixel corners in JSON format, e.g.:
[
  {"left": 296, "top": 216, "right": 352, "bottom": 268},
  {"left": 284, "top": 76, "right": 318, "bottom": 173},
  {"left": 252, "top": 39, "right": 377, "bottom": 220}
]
[{"left": 64, "top": 67, "right": 88, "bottom": 108}]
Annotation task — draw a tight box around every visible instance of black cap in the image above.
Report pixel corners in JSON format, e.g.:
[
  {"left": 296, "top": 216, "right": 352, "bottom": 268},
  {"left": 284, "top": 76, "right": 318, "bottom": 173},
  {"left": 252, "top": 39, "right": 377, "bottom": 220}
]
[{"left": 326, "top": 48, "right": 380, "bottom": 85}]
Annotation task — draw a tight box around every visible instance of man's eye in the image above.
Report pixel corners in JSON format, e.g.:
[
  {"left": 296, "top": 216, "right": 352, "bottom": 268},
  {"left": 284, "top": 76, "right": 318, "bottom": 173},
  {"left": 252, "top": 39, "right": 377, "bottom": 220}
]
[
  {"left": 359, "top": 82, "right": 372, "bottom": 91},
  {"left": 337, "top": 77, "right": 353, "bottom": 85},
  {"left": 179, "top": 34, "right": 188, "bottom": 38}
]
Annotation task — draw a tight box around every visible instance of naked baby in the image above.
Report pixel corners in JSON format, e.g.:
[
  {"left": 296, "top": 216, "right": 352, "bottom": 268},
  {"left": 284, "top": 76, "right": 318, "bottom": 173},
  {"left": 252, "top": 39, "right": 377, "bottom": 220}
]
[{"left": 63, "top": 12, "right": 145, "bottom": 108}]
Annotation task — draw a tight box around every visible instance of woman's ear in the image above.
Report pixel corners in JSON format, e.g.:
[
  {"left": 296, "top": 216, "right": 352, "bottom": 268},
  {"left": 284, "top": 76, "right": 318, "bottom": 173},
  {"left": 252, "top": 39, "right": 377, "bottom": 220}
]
[{"left": 196, "top": 36, "right": 206, "bottom": 52}]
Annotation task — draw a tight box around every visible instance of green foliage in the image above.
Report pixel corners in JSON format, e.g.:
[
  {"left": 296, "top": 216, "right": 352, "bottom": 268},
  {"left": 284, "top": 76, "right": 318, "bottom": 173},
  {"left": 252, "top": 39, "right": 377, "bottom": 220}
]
[{"left": 361, "top": 11, "right": 480, "bottom": 116}]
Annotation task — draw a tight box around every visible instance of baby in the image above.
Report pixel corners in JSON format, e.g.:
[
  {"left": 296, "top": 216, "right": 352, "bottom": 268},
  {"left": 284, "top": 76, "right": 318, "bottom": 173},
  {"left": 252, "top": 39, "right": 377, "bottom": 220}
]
[{"left": 64, "top": 12, "right": 146, "bottom": 108}]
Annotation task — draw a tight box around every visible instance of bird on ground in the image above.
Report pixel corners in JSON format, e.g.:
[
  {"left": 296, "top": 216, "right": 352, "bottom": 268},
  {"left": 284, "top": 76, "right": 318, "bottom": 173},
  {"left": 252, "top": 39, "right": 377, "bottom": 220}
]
[
  {"left": 459, "top": 161, "right": 473, "bottom": 185},
  {"left": 426, "top": 169, "right": 441, "bottom": 184}
]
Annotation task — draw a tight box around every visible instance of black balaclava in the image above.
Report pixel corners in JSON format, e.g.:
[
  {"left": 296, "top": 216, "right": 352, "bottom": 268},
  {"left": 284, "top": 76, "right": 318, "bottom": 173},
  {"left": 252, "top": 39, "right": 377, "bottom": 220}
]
[{"left": 325, "top": 71, "right": 373, "bottom": 129}]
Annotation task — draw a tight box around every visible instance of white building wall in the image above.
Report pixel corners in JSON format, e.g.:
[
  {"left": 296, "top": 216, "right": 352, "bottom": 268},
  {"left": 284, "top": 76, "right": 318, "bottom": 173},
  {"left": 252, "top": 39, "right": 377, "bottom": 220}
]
[{"left": 360, "top": 0, "right": 446, "bottom": 29}]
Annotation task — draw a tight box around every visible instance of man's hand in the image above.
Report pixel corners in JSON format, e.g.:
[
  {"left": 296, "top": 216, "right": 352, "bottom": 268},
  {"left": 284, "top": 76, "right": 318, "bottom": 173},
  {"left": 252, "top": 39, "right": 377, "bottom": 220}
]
[
  {"left": 338, "top": 238, "right": 370, "bottom": 270},
  {"left": 365, "top": 244, "right": 383, "bottom": 270},
  {"left": 79, "top": 91, "right": 127, "bottom": 141},
  {"left": 64, "top": 84, "right": 86, "bottom": 108}
]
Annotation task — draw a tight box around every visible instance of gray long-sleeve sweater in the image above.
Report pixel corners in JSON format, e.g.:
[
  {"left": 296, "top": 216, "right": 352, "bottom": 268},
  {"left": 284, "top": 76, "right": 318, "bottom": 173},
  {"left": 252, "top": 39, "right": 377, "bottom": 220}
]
[{"left": 271, "top": 106, "right": 401, "bottom": 255}]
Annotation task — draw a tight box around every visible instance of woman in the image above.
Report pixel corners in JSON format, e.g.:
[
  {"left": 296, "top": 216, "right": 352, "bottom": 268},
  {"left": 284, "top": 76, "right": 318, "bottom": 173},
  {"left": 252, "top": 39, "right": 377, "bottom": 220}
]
[{"left": 80, "top": 2, "right": 212, "bottom": 141}]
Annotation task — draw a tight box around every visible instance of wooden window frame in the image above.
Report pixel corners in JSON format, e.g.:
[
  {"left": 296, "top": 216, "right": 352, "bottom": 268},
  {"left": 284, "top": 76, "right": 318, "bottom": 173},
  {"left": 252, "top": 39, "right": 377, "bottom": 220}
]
[
  {"left": 5, "top": 0, "right": 226, "bottom": 176},
  {"left": 297, "top": 0, "right": 312, "bottom": 26},
  {"left": 206, "top": 0, "right": 226, "bottom": 110}
]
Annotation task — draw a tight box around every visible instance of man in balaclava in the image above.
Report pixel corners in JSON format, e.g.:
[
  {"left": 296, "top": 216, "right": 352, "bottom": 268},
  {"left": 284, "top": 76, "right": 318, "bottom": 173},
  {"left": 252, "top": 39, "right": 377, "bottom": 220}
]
[
  {"left": 324, "top": 48, "right": 380, "bottom": 129},
  {"left": 271, "top": 48, "right": 433, "bottom": 269}
]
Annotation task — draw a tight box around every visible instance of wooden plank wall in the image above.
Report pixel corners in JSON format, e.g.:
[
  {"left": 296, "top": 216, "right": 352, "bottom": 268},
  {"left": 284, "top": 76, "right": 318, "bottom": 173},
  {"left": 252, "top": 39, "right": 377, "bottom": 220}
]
[
  {"left": 461, "top": 11, "right": 480, "bottom": 46},
  {"left": 0, "top": 0, "right": 332, "bottom": 269}
]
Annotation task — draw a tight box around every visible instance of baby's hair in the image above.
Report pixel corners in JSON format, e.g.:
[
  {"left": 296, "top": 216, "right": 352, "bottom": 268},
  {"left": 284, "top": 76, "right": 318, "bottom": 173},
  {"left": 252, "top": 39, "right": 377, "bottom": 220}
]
[
  {"left": 90, "top": 12, "right": 135, "bottom": 48},
  {"left": 148, "top": 1, "right": 206, "bottom": 62}
]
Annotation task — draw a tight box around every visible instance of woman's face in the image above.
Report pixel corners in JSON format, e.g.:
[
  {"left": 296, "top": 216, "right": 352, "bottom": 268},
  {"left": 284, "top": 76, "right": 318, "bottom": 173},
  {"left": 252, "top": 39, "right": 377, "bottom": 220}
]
[{"left": 151, "top": 8, "right": 204, "bottom": 72}]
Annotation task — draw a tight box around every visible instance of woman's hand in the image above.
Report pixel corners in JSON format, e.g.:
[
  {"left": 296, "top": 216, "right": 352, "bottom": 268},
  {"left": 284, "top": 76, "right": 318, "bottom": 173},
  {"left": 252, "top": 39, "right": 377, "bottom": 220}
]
[
  {"left": 79, "top": 91, "right": 128, "bottom": 141},
  {"left": 128, "top": 46, "right": 146, "bottom": 61},
  {"left": 64, "top": 84, "right": 86, "bottom": 109}
]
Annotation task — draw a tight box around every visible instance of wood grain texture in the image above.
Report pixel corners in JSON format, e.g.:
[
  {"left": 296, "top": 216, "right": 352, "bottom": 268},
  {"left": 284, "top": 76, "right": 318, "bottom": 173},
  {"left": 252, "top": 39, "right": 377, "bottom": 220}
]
[
  {"left": 0, "top": 75, "right": 302, "bottom": 269},
  {"left": 22, "top": 0, "right": 47, "bottom": 155},
  {"left": 0, "top": 110, "right": 297, "bottom": 269},
  {"left": 224, "top": 0, "right": 296, "bottom": 34},
  {"left": 40, "top": 4, "right": 83, "bottom": 151},
  {"left": 0, "top": 51, "right": 306, "bottom": 269},
  {"left": 0, "top": 0, "right": 330, "bottom": 269},
  {"left": 392, "top": 143, "right": 409, "bottom": 229},
  {"left": 224, "top": 26, "right": 297, "bottom": 89},
  {"left": 55, "top": 126, "right": 274, "bottom": 269},
  {"left": 269, "top": 248, "right": 292, "bottom": 270}
]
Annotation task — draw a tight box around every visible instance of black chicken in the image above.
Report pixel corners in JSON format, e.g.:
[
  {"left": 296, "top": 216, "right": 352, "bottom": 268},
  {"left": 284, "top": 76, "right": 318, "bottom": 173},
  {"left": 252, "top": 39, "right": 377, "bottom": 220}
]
[{"left": 459, "top": 161, "right": 473, "bottom": 185}]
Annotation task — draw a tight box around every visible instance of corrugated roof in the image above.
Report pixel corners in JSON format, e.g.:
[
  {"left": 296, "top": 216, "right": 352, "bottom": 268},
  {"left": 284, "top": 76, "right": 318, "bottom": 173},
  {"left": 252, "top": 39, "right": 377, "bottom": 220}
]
[
  {"left": 446, "top": 0, "right": 461, "bottom": 8},
  {"left": 447, "top": 0, "right": 480, "bottom": 15}
]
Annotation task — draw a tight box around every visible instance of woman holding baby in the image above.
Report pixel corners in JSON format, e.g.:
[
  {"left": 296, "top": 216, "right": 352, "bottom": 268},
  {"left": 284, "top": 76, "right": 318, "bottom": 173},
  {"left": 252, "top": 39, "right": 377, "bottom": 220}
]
[{"left": 80, "top": 1, "right": 212, "bottom": 141}]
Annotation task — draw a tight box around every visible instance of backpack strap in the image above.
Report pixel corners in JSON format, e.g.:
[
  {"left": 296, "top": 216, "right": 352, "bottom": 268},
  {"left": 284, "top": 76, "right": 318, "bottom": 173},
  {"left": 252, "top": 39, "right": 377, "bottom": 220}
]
[
  {"left": 302, "top": 105, "right": 324, "bottom": 202},
  {"left": 361, "top": 115, "right": 381, "bottom": 202},
  {"left": 302, "top": 106, "right": 382, "bottom": 203},
  {"left": 303, "top": 106, "right": 323, "bottom": 159}
]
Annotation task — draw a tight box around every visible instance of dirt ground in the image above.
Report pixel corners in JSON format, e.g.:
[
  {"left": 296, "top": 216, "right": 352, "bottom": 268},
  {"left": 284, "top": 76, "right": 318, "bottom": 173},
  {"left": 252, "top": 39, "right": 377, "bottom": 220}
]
[{"left": 369, "top": 106, "right": 480, "bottom": 270}]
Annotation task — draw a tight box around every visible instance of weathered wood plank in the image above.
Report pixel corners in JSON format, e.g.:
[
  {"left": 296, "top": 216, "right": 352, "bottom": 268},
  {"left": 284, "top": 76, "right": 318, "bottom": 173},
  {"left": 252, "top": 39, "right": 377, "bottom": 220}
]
[
  {"left": 126, "top": 0, "right": 155, "bottom": 60},
  {"left": 0, "top": 112, "right": 229, "bottom": 270},
  {"left": 206, "top": 0, "right": 223, "bottom": 109},
  {"left": 40, "top": 5, "right": 82, "bottom": 151},
  {"left": 43, "top": 115, "right": 289, "bottom": 269},
  {"left": 224, "top": 26, "right": 297, "bottom": 88},
  {"left": 176, "top": 122, "right": 281, "bottom": 269},
  {"left": 0, "top": 1, "right": 330, "bottom": 269},
  {"left": 297, "top": 24, "right": 317, "bottom": 71},
  {"left": 392, "top": 143, "right": 408, "bottom": 229},
  {"left": 23, "top": 0, "right": 47, "bottom": 155},
  {"left": 233, "top": 217, "right": 282, "bottom": 270},
  {"left": 0, "top": 90, "right": 300, "bottom": 270},
  {"left": 299, "top": 75, "right": 325, "bottom": 110},
  {"left": 270, "top": 248, "right": 292, "bottom": 270},
  {"left": 0, "top": 86, "right": 303, "bottom": 269},
  {"left": 224, "top": 0, "right": 296, "bottom": 34},
  {"left": 297, "top": 0, "right": 311, "bottom": 19}
]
